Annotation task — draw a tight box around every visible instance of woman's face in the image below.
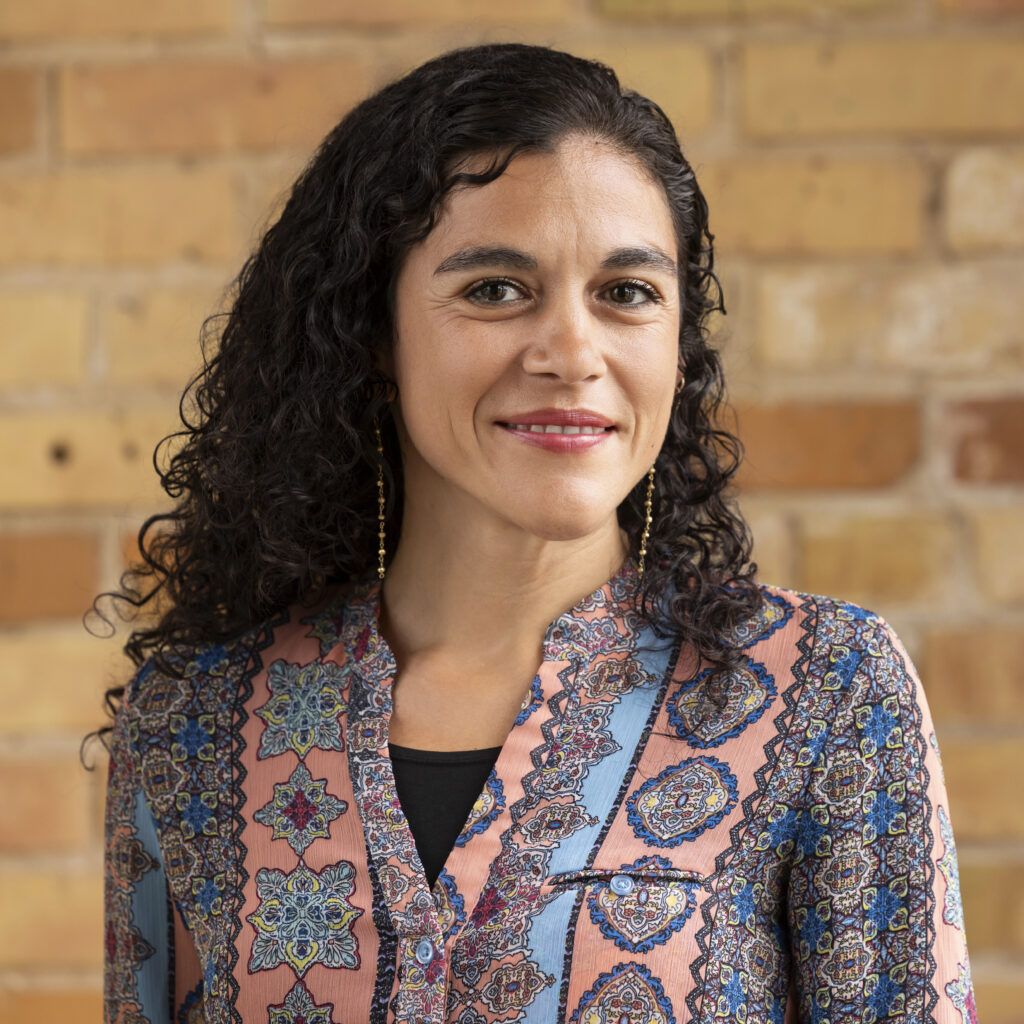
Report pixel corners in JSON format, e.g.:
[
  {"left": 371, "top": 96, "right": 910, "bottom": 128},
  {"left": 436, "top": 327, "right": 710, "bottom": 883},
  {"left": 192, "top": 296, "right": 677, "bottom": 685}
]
[{"left": 391, "top": 134, "right": 681, "bottom": 546}]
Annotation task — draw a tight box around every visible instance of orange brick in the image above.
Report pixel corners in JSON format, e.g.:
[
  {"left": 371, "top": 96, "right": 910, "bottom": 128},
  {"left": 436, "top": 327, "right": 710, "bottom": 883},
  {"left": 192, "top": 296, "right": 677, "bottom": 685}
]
[
  {"left": 598, "top": 0, "right": 896, "bottom": 14},
  {"left": 0, "top": 753, "right": 93, "bottom": 851},
  {"left": 941, "top": 0, "right": 1024, "bottom": 11},
  {"left": 746, "top": 505, "right": 795, "bottom": 587},
  {"left": 60, "top": 59, "right": 372, "bottom": 157},
  {"left": 0, "top": 628, "right": 123, "bottom": 734},
  {"left": 946, "top": 148, "right": 1024, "bottom": 252},
  {"left": 263, "top": 0, "right": 572, "bottom": 26},
  {"left": 755, "top": 263, "right": 1024, "bottom": 373},
  {"left": 943, "top": 738, "right": 1024, "bottom": 841},
  {"left": 970, "top": 508, "right": 1024, "bottom": 604},
  {"left": 0, "top": 0, "right": 232, "bottom": 39},
  {"left": 104, "top": 285, "right": 219, "bottom": 387},
  {"left": 576, "top": 43, "right": 714, "bottom": 135},
  {"left": 0, "top": 532, "right": 99, "bottom": 624},
  {"left": 737, "top": 402, "right": 920, "bottom": 490},
  {"left": 950, "top": 398, "right": 1024, "bottom": 483},
  {"left": 701, "top": 157, "right": 926, "bottom": 255},
  {"left": 0, "top": 168, "right": 237, "bottom": 268},
  {"left": 0, "top": 990, "right": 103, "bottom": 1024},
  {"left": 922, "top": 623, "right": 1024, "bottom": 726},
  {"left": 798, "top": 513, "right": 956, "bottom": 607},
  {"left": 0, "top": 870, "right": 101, "bottom": 969},
  {"left": 0, "top": 410, "right": 175, "bottom": 511},
  {"left": 0, "top": 290, "right": 89, "bottom": 388},
  {"left": 972, "top": 975, "right": 1024, "bottom": 1024},
  {"left": 960, "top": 857, "right": 1024, "bottom": 954},
  {"left": 742, "top": 39, "right": 1024, "bottom": 138},
  {"left": 0, "top": 68, "right": 37, "bottom": 155}
]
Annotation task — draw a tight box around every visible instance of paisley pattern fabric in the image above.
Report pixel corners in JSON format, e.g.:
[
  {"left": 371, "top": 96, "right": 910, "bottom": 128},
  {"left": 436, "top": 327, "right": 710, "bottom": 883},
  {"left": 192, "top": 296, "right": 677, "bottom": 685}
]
[{"left": 104, "top": 562, "right": 975, "bottom": 1023}]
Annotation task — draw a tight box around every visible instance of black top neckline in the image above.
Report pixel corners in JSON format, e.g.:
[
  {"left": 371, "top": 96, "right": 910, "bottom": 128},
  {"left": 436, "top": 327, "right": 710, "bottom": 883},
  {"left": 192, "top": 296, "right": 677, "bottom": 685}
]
[{"left": 388, "top": 743, "right": 503, "bottom": 766}]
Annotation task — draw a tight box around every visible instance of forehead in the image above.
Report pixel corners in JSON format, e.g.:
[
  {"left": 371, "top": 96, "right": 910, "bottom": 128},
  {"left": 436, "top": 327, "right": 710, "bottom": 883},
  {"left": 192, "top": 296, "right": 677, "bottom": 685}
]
[{"left": 423, "top": 135, "right": 676, "bottom": 257}]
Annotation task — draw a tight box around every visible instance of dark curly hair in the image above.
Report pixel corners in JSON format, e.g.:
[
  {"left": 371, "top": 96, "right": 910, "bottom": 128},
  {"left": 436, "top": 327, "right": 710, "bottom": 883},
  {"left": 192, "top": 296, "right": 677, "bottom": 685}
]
[{"left": 98, "top": 42, "right": 760, "bottom": 716}]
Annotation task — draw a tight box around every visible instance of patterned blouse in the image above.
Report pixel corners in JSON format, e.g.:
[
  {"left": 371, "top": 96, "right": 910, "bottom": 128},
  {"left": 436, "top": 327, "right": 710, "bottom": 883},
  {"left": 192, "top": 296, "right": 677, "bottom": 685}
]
[{"left": 104, "top": 561, "right": 976, "bottom": 1023}]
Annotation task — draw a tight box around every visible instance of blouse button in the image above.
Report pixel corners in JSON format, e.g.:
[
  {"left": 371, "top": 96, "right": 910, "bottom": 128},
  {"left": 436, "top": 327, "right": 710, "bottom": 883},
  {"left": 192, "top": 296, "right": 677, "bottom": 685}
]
[
  {"left": 609, "top": 874, "right": 635, "bottom": 895},
  {"left": 414, "top": 938, "right": 435, "bottom": 965}
]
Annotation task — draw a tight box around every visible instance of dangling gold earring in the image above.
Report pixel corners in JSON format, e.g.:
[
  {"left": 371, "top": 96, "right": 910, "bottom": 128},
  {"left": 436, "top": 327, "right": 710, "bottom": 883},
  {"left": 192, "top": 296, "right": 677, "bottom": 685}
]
[
  {"left": 637, "top": 463, "right": 656, "bottom": 578},
  {"left": 375, "top": 422, "right": 386, "bottom": 580}
]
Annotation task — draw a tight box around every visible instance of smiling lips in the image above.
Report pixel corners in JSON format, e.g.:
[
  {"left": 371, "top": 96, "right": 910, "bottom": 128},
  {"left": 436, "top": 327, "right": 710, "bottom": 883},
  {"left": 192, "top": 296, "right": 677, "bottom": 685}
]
[{"left": 497, "top": 408, "right": 614, "bottom": 452}]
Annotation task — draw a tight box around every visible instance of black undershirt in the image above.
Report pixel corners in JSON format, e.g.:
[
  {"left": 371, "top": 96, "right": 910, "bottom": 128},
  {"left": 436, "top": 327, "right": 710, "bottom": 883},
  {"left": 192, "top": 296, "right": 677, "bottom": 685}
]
[{"left": 389, "top": 743, "right": 502, "bottom": 888}]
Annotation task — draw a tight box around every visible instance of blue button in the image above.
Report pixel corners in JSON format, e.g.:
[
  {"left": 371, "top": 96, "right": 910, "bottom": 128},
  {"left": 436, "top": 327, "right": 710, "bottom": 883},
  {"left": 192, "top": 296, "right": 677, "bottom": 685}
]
[
  {"left": 414, "top": 938, "right": 434, "bottom": 965},
  {"left": 609, "top": 874, "right": 635, "bottom": 895}
]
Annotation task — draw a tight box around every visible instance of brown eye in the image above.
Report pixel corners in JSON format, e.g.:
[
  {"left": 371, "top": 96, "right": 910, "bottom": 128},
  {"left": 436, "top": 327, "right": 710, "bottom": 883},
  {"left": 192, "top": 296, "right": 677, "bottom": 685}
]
[
  {"left": 606, "top": 280, "right": 660, "bottom": 306},
  {"left": 467, "top": 279, "right": 525, "bottom": 304}
]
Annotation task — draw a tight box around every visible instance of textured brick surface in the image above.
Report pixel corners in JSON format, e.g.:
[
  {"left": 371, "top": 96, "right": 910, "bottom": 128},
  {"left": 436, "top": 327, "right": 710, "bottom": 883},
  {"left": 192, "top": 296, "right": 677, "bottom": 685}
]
[
  {"left": 0, "top": 991, "right": 104, "bottom": 1024},
  {"left": 0, "top": 629, "right": 120, "bottom": 734},
  {"left": 0, "top": 170, "right": 237, "bottom": 268},
  {"left": 943, "top": 738, "right": 1024, "bottom": 841},
  {"left": 959, "top": 857, "right": 1024, "bottom": 954},
  {"left": 737, "top": 402, "right": 919, "bottom": 490},
  {"left": 60, "top": 59, "right": 372, "bottom": 156},
  {"left": 970, "top": 508, "right": 1024, "bottom": 603},
  {"left": 104, "top": 285, "right": 220, "bottom": 386},
  {"left": 0, "top": 69, "right": 37, "bottom": 155},
  {"left": 950, "top": 398, "right": 1024, "bottom": 483},
  {"left": 0, "top": 754, "right": 93, "bottom": 851},
  {"left": 0, "top": 411, "right": 175, "bottom": 510},
  {"left": 0, "top": 871, "right": 102, "bottom": 968},
  {"left": 742, "top": 39, "right": 1024, "bottom": 137},
  {"left": 263, "top": 0, "right": 572, "bottom": 26},
  {"left": 922, "top": 623, "right": 1024, "bottom": 725},
  {"left": 945, "top": 148, "right": 1024, "bottom": 252},
  {"left": 0, "top": 291, "right": 89, "bottom": 388},
  {"left": 0, "top": 0, "right": 233, "bottom": 39},
  {"left": 700, "top": 157, "right": 926, "bottom": 255},
  {"left": 598, "top": 0, "right": 896, "bottom": 15},
  {"left": 755, "top": 263, "right": 1024, "bottom": 372},
  {"left": 578, "top": 44, "right": 714, "bottom": 135},
  {"left": 798, "top": 514, "right": 955, "bottom": 606},
  {"left": 941, "top": 0, "right": 1024, "bottom": 11},
  {"left": 0, "top": 532, "right": 99, "bottom": 623}
]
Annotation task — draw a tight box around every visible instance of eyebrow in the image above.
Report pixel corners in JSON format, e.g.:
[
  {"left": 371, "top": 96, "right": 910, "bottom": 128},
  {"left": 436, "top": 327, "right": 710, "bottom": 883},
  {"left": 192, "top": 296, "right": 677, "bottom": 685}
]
[{"left": 432, "top": 244, "right": 678, "bottom": 277}]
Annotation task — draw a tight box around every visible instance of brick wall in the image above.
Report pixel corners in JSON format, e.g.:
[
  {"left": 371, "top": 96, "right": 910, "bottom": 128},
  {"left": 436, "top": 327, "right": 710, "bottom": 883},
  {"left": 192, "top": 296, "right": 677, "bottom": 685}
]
[{"left": 1, "top": 0, "right": 1021, "bottom": 1019}]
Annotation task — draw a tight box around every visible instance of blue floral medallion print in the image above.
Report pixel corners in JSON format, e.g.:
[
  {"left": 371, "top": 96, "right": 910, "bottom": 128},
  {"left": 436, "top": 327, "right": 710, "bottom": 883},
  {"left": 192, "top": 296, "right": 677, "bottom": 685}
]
[
  {"left": 247, "top": 861, "right": 362, "bottom": 976},
  {"left": 255, "top": 659, "right": 347, "bottom": 759},
  {"left": 571, "top": 962, "right": 676, "bottom": 1024},
  {"left": 268, "top": 979, "right": 336, "bottom": 1023},
  {"left": 666, "top": 659, "right": 776, "bottom": 749},
  {"left": 626, "top": 756, "right": 738, "bottom": 847},
  {"left": 454, "top": 769, "right": 505, "bottom": 847},
  {"left": 253, "top": 762, "right": 347, "bottom": 856}
]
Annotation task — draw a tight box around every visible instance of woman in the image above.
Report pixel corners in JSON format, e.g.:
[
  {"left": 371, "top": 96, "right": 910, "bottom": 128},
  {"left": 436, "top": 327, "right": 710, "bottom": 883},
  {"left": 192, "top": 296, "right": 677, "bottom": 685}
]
[{"left": 103, "top": 43, "right": 975, "bottom": 1024}]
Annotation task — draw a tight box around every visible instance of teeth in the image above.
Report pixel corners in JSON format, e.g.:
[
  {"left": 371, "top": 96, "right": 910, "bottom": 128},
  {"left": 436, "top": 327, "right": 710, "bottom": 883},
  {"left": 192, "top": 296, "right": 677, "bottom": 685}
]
[{"left": 507, "top": 424, "right": 606, "bottom": 435}]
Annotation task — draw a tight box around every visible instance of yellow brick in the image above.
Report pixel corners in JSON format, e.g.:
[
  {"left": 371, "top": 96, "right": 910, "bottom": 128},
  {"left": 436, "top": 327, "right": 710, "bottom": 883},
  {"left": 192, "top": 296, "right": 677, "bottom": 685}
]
[
  {"left": 972, "top": 975, "right": 1024, "bottom": 1024},
  {"left": 755, "top": 263, "right": 1024, "bottom": 372},
  {"left": 0, "top": 628, "right": 126, "bottom": 734},
  {"left": 264, "top": 0, "right": 572, "bottom": 25},
  {"left": 0, "top": 169, "right": 237, "bottom": 268},
  {"left": 742, "top": 39, "right": 1024, "bottom": 138},
  {"left": 0, "top": 69, "right": 37, "bottom": 155},
  {"left": 798, "top": 514, "right": 956, "bottom": 607},
  {"left": 946, "top": 148, "right": 1024, "bottom": 252},
  {"left": 0, "top": 870, "right": 101, "bottom": 969},
  {"left": 959, "top": 856, "right": 1024, "bottom": 953},
  {"left": 945, "top": 738, "right": 1024, "bottom": 840},
  {"left": 104, "top": 286, "right": 221, "bottom": 387},
  {"left": 598, "top": 0, "right": 896, "bottom": 15},
  {"left": 922, "top": 624, "right": 1024, "bottom": 726},
  {"left": 0, "top": 409, "right": 177, "bottom": 511},
  {"left": 700, "top": 157, "right": 925, "bottom": 255},
  {"left": 971, "top": 508, "right": 1024, "bottom": 603},
  {"left": 0, "top": 991, "right": 104, "bottom": 1024},
  {"left": 745, "top": 506, "right": 794, "bottom": 587},
  {"left": 0, "top": 753, "right": 94, "bottom": 852},
  {"left": 0, "top": 291, "right": 89, "bottom": 388},
  {"left": 61, "top": 59, "right": 373, "bottom": 157},
  {"left": 0, "top": 0, "right": 233, "bottom": 39},
  {"left": 576, "top": 43, "right": 714, "bottom": 136}
]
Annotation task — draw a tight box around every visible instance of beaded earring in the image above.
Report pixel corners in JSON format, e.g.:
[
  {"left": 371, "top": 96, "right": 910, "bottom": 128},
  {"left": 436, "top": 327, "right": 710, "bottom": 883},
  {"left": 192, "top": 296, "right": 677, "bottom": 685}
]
[
  {"left": 637, "top": 463, "right": 656, "bottom": 578},
  {"left": 375, "top": 422, "right": 386, "bottom": 580}
]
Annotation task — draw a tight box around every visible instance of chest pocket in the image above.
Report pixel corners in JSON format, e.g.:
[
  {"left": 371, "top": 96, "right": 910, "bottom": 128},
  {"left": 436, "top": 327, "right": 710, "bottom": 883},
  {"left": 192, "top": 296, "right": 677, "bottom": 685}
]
[{"left": 543, "top": 862, "right": 704, "bottom": 955}]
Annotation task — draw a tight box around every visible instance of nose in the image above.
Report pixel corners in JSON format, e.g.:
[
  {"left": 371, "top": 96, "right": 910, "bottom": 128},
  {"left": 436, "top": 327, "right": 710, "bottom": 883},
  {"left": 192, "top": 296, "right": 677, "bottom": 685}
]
[{"left": 521, "top": 294, "right": 606, "bottom": 384}]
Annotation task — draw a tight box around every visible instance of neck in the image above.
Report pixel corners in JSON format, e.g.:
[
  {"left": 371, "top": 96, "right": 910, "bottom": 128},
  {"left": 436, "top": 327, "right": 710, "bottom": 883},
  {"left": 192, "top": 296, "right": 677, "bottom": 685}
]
[{"left": 380, "top": 503, "right": 628, "bottom": 670}]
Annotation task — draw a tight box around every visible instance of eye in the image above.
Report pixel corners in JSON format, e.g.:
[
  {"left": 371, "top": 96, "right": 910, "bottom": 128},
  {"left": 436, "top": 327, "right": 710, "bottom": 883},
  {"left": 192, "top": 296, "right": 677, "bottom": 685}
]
[
  {"left": 605, "top": 280, "right": 662, "bottom": 306},
  {"left": 465, "top": 278, "right": 527, "bottom": 305}
]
